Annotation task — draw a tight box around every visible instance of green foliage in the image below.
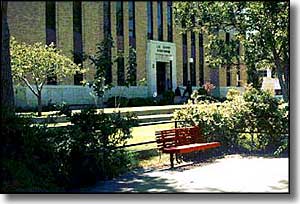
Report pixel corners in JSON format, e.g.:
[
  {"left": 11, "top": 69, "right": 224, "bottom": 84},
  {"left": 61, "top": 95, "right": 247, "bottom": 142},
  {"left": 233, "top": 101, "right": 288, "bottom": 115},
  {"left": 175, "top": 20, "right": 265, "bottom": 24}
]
[
  {"left": 159, "top": 90, "right": 175, "bottom": 105},
  {"left": 106, "top": 97, "right": 129, "bottom": 108},
  {"left": 127, "top": 97, "right": 157, "bottom": 107},
  {"left": 1, "top": 113, "right": 63, "bottom": 192},
  {"left": 10, "top": 37, "right": 83, "bottom": 90},
  {"left": 125, "top": 46, "right": 137, "bottom": 86},
  {"left": 2, "top": 108, "right": 138, "bottom": 191},
  {"left": 173, "top": 1, "right": 289, "bottom": 101},
  {"left": 173, "top": 86, "right": 289, "bottom": 153},
  {"left": 88, "top": 36, "right": 114, "bottom": 97},
  {"left": 10, "top": 37, "right": 84, "bottom": 115}
]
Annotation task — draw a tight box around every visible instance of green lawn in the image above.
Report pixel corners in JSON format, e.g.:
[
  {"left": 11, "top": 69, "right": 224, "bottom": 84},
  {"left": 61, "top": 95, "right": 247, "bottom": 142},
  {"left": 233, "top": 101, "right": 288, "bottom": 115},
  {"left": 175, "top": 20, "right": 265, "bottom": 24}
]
[
  {"left": 126, "top": 123, "right": 174, "bottom": 151},
  {"left": 126, "top": 123, "right": 175, "bottom": 167}
]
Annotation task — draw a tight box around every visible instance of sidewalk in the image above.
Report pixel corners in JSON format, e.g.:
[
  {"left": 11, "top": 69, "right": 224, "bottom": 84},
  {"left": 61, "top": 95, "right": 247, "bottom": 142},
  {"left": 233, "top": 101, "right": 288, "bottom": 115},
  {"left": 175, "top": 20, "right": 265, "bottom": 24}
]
[{"left": 79, "top": 154, "right": 289, "bottom": 193}]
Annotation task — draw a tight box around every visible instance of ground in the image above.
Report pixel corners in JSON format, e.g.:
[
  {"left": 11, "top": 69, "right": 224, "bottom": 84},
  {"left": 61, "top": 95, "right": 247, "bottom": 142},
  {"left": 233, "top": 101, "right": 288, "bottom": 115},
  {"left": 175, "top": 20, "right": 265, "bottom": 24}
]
[{"left": 78, "top": 154, "right": 288, "bottom": 193}]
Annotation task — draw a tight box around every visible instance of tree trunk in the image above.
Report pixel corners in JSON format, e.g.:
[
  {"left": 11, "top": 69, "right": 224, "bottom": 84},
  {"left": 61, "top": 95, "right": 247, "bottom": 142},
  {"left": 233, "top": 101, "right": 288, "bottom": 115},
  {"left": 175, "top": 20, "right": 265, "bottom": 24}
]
[
  {"left": 37, "top": 91, "right": 42, "bottom": 116},
  {"left": 1, "top": 1, "right": 15, "bottom": 116},
  {"left": 274, "top": 59, "right": 288, "bottom": 102}
]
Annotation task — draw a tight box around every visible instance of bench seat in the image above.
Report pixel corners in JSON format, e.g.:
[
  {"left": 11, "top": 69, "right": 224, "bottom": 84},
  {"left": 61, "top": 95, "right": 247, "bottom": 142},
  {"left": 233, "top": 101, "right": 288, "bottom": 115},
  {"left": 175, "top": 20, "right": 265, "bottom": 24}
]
[
  {"left": 162, "top": 142, "right": 221, "bottom": 154},
  {"left": 156, "top": 126, "right": 221, "bottom": 168}
]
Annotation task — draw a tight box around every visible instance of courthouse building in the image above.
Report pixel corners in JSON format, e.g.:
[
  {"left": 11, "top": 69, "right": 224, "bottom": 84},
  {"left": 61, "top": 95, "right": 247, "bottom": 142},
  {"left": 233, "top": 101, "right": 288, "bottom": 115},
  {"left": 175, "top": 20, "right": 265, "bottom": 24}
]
[{"left": 7, "top": 1, "right": 247, "bottom": 108}]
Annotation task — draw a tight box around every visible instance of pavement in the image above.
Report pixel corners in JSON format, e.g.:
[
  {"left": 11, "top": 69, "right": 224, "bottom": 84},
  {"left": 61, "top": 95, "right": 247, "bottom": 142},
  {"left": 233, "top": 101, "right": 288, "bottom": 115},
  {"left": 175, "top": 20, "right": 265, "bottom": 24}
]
[{"left": 79, "top": 154, "right": 289, "bottom": 193}]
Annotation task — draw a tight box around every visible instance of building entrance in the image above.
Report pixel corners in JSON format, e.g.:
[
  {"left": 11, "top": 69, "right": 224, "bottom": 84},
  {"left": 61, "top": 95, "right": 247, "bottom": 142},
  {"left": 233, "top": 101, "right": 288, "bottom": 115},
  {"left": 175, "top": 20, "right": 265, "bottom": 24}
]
[
  {"left": 156, "top": 62, "right": 166, "bottom": 95},
  {"left": 146, "top": 40, "right": 176, "bottom": 97}
]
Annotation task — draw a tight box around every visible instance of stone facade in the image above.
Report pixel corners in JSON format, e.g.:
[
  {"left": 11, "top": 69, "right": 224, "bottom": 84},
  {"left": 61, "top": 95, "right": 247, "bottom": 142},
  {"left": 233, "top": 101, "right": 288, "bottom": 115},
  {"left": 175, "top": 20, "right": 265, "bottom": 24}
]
[{"left": 8, "top": 1, "right": 248, "bottom": 107}]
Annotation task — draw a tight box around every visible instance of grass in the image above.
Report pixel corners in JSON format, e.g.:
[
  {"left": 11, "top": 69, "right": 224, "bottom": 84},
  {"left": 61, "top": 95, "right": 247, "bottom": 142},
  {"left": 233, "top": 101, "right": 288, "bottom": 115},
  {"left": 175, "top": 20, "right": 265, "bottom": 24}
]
[
  {"left": 126, "top": 123, "right": 175, "bottom": 168},
  {"left": 126, "top": 123, "right": 174, "bottom": 151}
]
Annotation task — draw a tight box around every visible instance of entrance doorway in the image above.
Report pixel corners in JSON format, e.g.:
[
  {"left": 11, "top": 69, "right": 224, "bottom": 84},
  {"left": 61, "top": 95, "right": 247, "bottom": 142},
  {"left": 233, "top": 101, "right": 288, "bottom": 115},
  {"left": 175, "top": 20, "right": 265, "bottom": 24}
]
[{"left": 156, "top": 62, "right": 166, "bottom": 95}]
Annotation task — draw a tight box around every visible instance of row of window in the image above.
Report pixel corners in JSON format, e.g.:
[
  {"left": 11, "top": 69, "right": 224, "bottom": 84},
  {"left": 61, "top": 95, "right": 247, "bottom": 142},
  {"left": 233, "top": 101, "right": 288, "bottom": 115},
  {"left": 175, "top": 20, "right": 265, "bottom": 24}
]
[
  {"left": 45, "top": 2, "right": 238, "bottom": 87},
  {"left": 147, "top": 1, "right": 173, "bottom": 42}
]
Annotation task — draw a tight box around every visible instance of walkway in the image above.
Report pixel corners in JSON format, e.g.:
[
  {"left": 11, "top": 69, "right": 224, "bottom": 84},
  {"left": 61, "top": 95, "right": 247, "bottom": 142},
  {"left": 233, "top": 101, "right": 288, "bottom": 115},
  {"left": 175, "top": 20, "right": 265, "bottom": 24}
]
[{"left": 79, "top": 154, "right": 289, "bottom": 193}]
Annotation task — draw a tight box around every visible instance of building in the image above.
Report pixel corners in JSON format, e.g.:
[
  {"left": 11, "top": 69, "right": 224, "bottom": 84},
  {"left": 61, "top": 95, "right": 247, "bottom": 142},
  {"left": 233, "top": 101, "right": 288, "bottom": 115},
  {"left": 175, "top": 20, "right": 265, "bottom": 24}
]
[{"left": 7, "top": 1, "right": 247, "bottom": 108}]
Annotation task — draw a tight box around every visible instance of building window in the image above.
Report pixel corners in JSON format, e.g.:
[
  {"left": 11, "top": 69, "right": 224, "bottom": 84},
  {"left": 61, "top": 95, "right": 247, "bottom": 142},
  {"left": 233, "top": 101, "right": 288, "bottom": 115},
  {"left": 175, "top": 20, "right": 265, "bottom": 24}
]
[
  {"left": 182, "top": 32, "right": 188, "bottom": 86},
  {"left": 199, "top": 33, "right": 204, "bottom": 86},
  {"left": 236, "top": 40, "right": 241, "bottom": 86},
  {"left": 128, "top": 1, "right": 137, "bottom": 85},
  {"left": 226, "top": 32, "right": 231, "bottom": 86},
  {"left": 46, "top": 1, "right": 56, "bottom": 45},
  {"left": 190, "top": 31, "right": 196, "bottom": 86},
  {"left": 73, "top": 1, "right": 83, "bottom": 85},
  {"left": 46, "top": 1, "right": 57, "bottom": 85},
  {"left": 147, "top": 2, "right": 153, "bottom": 39},
  {"left": 116, "top": 1, "right": 125, "bottom": 85},
  {"left": 167, "top": 1, "right": 172, "bottom": 42},
  {"left": 128, "top": 1, "right": 136, "bottom": 47},
  {"left": 157, "top": 0, "right": 163, "bottom": 41},
  {"left": 103, "top": 1, "right": 112, "bottom": 84}
]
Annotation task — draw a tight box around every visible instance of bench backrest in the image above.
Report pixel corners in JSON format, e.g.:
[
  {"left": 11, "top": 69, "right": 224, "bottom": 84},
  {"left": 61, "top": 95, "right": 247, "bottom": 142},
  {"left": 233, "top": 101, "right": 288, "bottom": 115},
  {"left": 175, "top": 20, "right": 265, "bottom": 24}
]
[{"left": 155, "top": 126, "right": 205, "bottom": 151}]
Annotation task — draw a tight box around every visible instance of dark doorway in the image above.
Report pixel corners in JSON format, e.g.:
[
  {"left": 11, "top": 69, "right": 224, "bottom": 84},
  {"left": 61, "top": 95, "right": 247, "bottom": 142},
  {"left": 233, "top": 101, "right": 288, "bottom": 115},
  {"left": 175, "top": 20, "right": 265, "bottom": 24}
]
[{"left": 156, "top": 62, "right": 166, "bottom": 95}]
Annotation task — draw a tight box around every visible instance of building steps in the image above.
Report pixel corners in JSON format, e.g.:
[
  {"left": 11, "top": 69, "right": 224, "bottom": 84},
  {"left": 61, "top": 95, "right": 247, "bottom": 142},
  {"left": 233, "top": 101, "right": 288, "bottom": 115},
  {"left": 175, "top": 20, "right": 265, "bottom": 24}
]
[{"left": 30, "top": 104, "right": 187, "bottom": 126}]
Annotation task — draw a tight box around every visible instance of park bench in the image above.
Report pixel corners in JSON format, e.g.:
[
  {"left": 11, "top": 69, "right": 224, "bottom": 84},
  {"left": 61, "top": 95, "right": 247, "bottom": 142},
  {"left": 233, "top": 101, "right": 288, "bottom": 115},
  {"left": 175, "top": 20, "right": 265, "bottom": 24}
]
[{"left": 155, "top": 126, "right": 221, "bottom": 168}]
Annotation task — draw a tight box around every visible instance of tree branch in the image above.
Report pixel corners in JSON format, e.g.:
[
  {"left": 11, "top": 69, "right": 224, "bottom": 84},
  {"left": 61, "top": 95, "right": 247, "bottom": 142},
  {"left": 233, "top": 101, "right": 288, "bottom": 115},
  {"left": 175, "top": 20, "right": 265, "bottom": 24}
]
[{"left": 20, "top": 77, "right": 38, "bottom": 97}]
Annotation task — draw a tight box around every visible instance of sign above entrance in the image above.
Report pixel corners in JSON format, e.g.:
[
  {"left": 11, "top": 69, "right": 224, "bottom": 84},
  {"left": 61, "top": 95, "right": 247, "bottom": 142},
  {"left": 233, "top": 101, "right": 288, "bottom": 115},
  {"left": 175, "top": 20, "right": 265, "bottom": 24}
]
[{"left": 146, "top": 40, "right": 177, "bottom": 97}]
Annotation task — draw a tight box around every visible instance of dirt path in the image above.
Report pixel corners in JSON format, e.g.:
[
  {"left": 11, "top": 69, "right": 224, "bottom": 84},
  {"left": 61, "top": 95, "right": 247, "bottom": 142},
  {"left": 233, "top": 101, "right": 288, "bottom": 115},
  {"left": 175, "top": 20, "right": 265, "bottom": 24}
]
[{"left": 80, "top": 154, "right": 289, "bottom": 193}]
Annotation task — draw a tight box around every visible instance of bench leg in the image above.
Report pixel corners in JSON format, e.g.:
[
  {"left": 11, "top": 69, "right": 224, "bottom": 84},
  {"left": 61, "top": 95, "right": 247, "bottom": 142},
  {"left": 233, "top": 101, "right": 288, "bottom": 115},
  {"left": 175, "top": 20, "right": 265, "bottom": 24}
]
[{"left": 170, "top": 153, "right": 174, "bottom": 168}]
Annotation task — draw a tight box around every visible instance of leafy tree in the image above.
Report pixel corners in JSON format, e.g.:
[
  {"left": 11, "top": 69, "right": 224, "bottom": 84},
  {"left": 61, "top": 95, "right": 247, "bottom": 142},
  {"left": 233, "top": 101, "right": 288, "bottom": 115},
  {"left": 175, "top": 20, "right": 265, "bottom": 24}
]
[
  {"left": 88, "top": 36, "right": 114, "bottom": 102},
  {"left": 173, "top": 1, "right": 289, "bottom": 101},
  {"left": 125, "top": 46, "right": 137, "bottom": 87},
  {"left": 10, "top": 38, "right": 84, "bottom": 116}
]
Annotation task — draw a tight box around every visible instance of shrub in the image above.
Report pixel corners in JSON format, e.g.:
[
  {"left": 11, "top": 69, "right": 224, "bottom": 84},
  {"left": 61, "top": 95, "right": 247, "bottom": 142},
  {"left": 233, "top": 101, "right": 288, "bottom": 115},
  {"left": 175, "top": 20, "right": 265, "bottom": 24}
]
[
  {"left": 173, "top": 86, "right": 289, "bottom": 153},
  {"left": 52, "top": 108, "right": 138, "bottom": 187},
  {"left": 106, "top": 96, "right": 129, "bottom": 108},
  {"left": 2, "top": 107, "right": 138, "bottom": 191},
  {"left": 128, "top": 97, "right": 157, "bottom": 107},
  {"left": 159, "top": 90, "right": 175, "bottom": 105}
]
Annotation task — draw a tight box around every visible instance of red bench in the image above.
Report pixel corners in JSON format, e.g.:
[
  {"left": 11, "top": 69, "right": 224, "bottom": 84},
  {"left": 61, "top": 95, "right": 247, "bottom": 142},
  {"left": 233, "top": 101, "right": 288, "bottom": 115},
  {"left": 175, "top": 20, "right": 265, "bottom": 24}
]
[{"left": 155, "top": 126, "right": 221, "bottom": 168}]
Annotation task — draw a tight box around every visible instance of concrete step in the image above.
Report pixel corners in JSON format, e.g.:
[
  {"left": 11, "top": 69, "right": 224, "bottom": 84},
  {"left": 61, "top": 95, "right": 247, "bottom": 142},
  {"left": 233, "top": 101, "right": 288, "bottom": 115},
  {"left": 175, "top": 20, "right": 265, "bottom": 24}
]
[
  {"left": 137, "top": 114, "right": 173, "bottom": 124},
  {"left": 30, "top": 105, "right": 186, "bottom": 124}
]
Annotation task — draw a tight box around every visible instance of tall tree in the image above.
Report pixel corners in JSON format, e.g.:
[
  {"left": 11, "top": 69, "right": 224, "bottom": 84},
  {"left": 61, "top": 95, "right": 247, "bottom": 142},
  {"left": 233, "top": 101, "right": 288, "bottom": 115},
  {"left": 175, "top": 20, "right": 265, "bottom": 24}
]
[
  {"left": 173, "top": 1, "right": 289, "bottom": 101},
  {"left": 1, "top": 1, "right": 15, "bottom": 115}
]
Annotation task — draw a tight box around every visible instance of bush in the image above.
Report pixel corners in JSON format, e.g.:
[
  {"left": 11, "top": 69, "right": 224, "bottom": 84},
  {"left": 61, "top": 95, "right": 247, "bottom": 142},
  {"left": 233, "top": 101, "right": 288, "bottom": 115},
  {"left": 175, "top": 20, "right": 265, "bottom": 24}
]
[
  {"left": 53, "top": 108, "right": 138, "bottom": 187},
  {"left": 173, "top": 86, "right": 289, "bottom": 154},
  {"left": 128, "top": 97, "right": 157, "bottom": 107},
  {"left": 2, "top": 107, "right": 138, "bottom": 191},
  {"left": 158, "top": 90, "right": 175, "bottom": 105},
  {"left": 106, "top": 96, "right": 129, "bottom": 108},
  {"left": 1, "top": 112, "right": 63, "bottom": 192}
]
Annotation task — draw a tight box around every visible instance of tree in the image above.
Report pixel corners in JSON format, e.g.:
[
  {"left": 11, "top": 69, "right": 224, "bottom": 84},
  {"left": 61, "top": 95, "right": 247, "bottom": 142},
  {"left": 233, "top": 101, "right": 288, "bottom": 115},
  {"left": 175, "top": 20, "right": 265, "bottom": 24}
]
[
  {"left": 173, "top": 1, "right": 289, "bottom": 101},
  {"left": 125, "top": 46, "right": 137, "bottom": 87},
  {"left": 10, "top": 38, "right": 84, "bottom": 116},
  {"left": 1, "top": 1, "right": 15, "bottom": 116},
  {"left": 88, "top": 36, "right": 114, "bottom": 101}
]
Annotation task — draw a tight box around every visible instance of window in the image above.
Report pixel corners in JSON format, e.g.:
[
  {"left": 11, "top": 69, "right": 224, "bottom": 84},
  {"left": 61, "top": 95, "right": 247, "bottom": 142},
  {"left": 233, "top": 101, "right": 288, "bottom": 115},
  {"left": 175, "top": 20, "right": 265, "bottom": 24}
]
[
  {"left": 147, "top": 2, "right": 153, "bottom": 39},
  {"left": 167, "top": 1, "right": 172, "bottom": 42},
  {"left": 157, "top": 0, "right": 163, "bottom": 41},
  {"left": 128, "top": 1, "right": 137, "bottom": 85},
  {"left": 103, "top": 1, "right": 112, "bottom": 84},
  {"left": 182, "top": 32, "right": 188, "bottom": 86},
  {"left": 190, "top": 31, "right": 196, "bottom": 86},
  {"left": 199, "top": 33, "right": 204, "bottom": 86},
  {"left": 46, "top": 1, "right": 57, "bottom": 85},
  {"left": 73, "top": 1, "right": 83, "bottom": 85},
  {"left": 116, "top": 1, "right": 125, "bottom": 85},
  {"left": 236, "top": 40, "right": 241, "bottom": 86},
  {"left": 225, "top": 32, "right": 231, "bottom": 86},
  {"left": 46, "top": 1, "right": 56, "bottom": 45},
  {"left": 128, "top": 1, "right": 136, "bottom": 47}
]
